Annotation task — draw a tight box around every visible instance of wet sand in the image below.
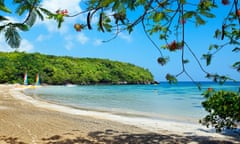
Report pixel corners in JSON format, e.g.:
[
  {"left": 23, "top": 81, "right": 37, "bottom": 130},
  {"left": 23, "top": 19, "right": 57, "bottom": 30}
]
[{"left": 0, "top": 84, "right": 239, "bottom": 144}]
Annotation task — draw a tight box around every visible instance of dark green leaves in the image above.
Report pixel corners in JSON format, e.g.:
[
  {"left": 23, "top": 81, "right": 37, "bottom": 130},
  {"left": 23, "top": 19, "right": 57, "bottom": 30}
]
[
  {"left": 200, "top": 90, "right": 240, "bottom": 132},
  {"left": 202, "top": 54, "right": 212, "bottom": 66},
  {"left": 14, "top": 23, "right": 29, "bottom": 31},
  {"left": 98, "top": 12, "right": 112, "bottom": 32},
  {"left": 157, "top": 57, "right": 168, "bottom": 66},
  {"left": 232, "top": 47, "right": 240, "bottom": 52},
  {"left": 165, "top": 73, "right": 177, "bottom": 84},
  {"left": 199, "top": 11, "right": 215, "bottom": 18},
  {"left": 0, "top": 15, "right": 8, "bottom": 21},
  {"left": 232, "top": 61, "right": 240, "bottom": 72},
  {"left": 153, "top": 12, "right": 165, "bottom": 22},
  {"left": 195, "top": 15, "right": 206, "bottom": 26},
  {"left": 182, "top": 11, "right": 196, "bottom": 19},
  {"left": 205, "top": 73, "right": 234, "bottom": 84},
  {"left": 4, "top": 25, "right": 21, "bottom": 48},
  {"left": 25, "top": 9, "right": 37, "bottom": 27},
  {"left": 0, "top": 3, "right": 11, "bottom": 13},
  {"left": 16, "top": 4, "right": 29, "bottom": 16},
  {"left": 0, "top": 52, "right": 154, "bottom": 85}
]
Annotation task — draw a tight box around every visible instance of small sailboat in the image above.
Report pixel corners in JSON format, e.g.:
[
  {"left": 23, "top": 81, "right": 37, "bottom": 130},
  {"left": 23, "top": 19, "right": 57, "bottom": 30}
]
[
  {"left": 23, "top": 72, "right": 28, "bottom": 85},
  {"left": 30, "top": 73, "right": 40, "bottom": 89},
  {"left": 35, "top": 73, "right": 40, "bottom": 86}
]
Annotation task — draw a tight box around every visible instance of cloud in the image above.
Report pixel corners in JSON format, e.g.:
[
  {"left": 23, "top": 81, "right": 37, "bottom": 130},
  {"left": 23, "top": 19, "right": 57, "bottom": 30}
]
[
  {"left": 18, "top": 39, "right": 34, "bottom": 52},
  {"left": 64, "top": 35, "right": 74, "bottom": 50},
  {"left": 40, "top": 0, "right": 82, "bottom": 14},
  {"left": 119, "top": 33, "right": 132, "bottom": 42},
  {"left": 93, "top": 39, "right": 103, "bottom": 46},
  {"left": 76, "top": 33, "right": 89, "bottom": 45},
  {"left": 0, "top": 35, "right": 34, "bottom": 52},
  {"left": 63, "top": 33, "right": 89, "bottom": 50},
  {"left": 36, "top": 34, "right": 51, "bottom": 42}
]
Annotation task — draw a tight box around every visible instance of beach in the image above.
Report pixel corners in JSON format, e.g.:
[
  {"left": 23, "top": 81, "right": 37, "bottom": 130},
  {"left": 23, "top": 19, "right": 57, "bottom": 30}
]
[{"left": 0, "top": 84, "right": 239, "bottom": 144}]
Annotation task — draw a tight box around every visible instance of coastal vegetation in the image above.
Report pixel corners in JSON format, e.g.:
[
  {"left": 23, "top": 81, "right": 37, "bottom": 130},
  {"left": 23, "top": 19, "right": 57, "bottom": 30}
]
[
  {"left": 0, "top": 52, "right": 154, "bottom": 85},
  {"left": 200, "top": 88, "right": 240, "bottom": 132}
]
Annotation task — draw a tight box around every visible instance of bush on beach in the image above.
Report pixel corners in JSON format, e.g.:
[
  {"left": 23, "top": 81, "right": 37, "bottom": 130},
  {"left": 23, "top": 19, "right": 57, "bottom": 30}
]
[{"left": 200, "top": 89, "right": 240, "bottom": 132}]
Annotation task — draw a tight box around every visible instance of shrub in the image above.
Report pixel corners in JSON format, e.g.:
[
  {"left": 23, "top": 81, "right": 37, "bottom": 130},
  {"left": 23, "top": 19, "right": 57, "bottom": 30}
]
[{"left": 200, "top": 88, "right": 240, "bottom": 132}]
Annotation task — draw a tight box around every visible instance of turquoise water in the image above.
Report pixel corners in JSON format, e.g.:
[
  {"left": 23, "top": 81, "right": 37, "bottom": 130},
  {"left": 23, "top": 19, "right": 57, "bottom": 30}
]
[{"left": 24, "top": 82, "right": 239, "bottom": 122}]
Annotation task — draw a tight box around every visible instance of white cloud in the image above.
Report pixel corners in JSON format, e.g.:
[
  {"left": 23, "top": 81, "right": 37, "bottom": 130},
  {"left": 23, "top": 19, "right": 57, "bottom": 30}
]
[
  {"left": 18, "top": 39, "right": 34, "bottom": 52},
  {"left": 76, "top": 33, "right": 89, "bottom": 44},
  {"left": 93, "top": 39, "right": 103, "bottom": 46},
  {"left": 36, "top": 34, "right": 51, "bottom": 42},
  {"left": 0, "top": 35, "right": 34, "bottom": 52},
  {"left": 40, "top": 0, "right": 82, "bottom": 14},
  {"left": 119, "top": 33, "right": 132, "bottom": 42},
  {"left": 64, "top": 35, "right": 74, "bottom": 50}
]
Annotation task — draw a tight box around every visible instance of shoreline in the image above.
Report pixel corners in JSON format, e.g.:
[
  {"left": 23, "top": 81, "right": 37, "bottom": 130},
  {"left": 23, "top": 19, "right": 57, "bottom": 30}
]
[
  {"left": 24, "top": 86, "right": 202, "bottom": 124},
  {"left": 9, "top": 86, "right": 233, "bottom": 136},
  {"left": 1, "top": 84, "right": 239, "bottom": 143}
]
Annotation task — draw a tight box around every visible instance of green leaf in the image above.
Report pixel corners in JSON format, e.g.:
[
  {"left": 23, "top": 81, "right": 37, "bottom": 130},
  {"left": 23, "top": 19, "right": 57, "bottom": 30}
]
[
  {"left": 183, "top": 59, "right": 189, "bottom": 63},
  {"left": 0, "top": 4, "right": 11, "bottom": 13},
  {"left": 214, "top": 29, "right": 221, "bottom": 39},
  {"left": 203, "top": 54, "right": 212, "bottom": 66},
  {"left": 165, "top": 74, "right": 177, "bottom": 84},
  {"left": 200, "top": 11, "right": 215, "bottom": 18},
  {"left": 135, "top": 0, "right": 145, "bottom": 5},
  {"left": 232, "top": 47, "right": 240, "bottom": 52},
  {"left": 232, "top": 61, "right": 240, "bottom": 72},
  {"left": 157, "top": 57, "right": 168, "bottom": 66},
  {"left": 195, "top": 15, "right": 205, "bottom": 26},
  {"left": 0, "top": 15, "right": 8, "bottom": 21},
  {"left": 103, "top": 23, "right": 112, "bottom": 32},
  {"left": 100, "top": 0, "right": 113, "bottom": 7},
  {"left": 39, "top": 7, "right": 54, "bottom": 16},
  {"left": 16, "top": 4, "right": 29, "bottom": 16},
  {"left": 153, "top": 12, "right": 164, "bottom": 22},
  {"left": 183, "top": 11, "right": 196, "bottom": 19},
  {"left": 208, "top": 44, "right": 219, "bottom": 50},
  {"left": 35, "top": 9, "right": 44, "bottom": 21},
  {"left": 180, "top": 0, "right": 186, "bottom": 4},
  {"left": 25, "top": 9, "right": 37, "bottom": 27},
  {"left": 5, "top": 26, "right": 21, "bottom": 48},
  {"left": 14, "top": 23, "right": 29, "bottom": 31},
  {"left": 0, "top": 26, "right": 4, "bottom": 32},
  {"left": 127, "top": 25, "right": 133, "bottom": 34}
]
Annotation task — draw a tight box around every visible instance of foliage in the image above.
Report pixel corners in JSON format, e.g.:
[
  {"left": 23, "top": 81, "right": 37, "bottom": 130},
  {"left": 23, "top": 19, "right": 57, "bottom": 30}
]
[
  {"left": 200, "top": 88, "right": 240, "bottom": 132},
  {"left": 0, "top": 0, "right": 239, "bottom": 84},
  {"left": 0, "top": 52, "right": 154, "bottom": 85},
  {"left": 0, "top": 0, "right": 51, "bottom": 47}
]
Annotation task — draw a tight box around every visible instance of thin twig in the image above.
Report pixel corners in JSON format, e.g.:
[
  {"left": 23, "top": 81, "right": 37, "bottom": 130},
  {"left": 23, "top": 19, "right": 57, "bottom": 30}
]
[
  {"left": 142, "top": 20, "right": 163, "bottom": 57},
  {"left": 184, "top": 42, "right": 209, "bottom": 74}
]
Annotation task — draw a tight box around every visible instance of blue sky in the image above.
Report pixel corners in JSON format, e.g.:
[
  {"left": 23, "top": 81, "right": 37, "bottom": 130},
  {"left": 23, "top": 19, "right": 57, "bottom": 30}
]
[{"left": 0, "top": 0, "right": 239, "bottom": 82}]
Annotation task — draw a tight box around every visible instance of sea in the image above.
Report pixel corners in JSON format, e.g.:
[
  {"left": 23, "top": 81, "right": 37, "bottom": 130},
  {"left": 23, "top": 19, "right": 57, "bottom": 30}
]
[{"left": 24, "top": 82, "right": 240, "bottom": 123}]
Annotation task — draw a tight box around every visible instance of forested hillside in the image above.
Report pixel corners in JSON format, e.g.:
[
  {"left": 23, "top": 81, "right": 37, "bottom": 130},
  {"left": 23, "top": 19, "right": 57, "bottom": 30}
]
[{"left": 0, "top": 52, "right": 154, "bottom": 85}]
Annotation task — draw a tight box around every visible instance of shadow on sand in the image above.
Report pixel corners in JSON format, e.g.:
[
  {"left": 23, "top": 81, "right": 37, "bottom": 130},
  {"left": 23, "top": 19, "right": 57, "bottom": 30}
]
[
  {"left": 1, "top": 129, "right": 239, "bottom": 144},
  {"left": 0, "top": 136, "right": 26, "bottom": 144},
  {"left": 41, "top": 129, "right": 239, "bottom": 144}
]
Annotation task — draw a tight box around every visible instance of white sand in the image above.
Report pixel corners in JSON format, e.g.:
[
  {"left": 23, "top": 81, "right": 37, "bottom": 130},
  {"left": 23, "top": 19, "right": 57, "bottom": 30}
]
[{"left": 9, "top": 86, "right": 230, "bottom": 139}]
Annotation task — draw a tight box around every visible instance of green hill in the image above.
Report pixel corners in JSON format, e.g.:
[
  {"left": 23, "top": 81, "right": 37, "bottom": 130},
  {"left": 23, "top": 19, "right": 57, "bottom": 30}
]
[{"left": 0, "top": 52, "right": 154, "bottom": 85}]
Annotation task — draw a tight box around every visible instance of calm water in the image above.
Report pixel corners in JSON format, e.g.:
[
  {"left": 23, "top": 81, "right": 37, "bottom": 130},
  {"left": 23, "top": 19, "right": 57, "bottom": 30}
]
[{"left": 24, "top": 82, "right": 240, "bottom": 122}]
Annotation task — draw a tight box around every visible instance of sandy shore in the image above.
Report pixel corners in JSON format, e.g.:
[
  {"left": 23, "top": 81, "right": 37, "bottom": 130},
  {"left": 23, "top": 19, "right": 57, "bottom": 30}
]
[{"left": 0, "top": 84, "right": 239, "bottom": 144}]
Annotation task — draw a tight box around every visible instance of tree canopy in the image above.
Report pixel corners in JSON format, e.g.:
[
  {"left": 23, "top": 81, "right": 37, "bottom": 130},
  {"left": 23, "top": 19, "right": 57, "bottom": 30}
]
[
  {"left": 0, "top": 0, "right": 239, "bottom": 84},
  {"left": 0, "top": 52, "right": 154, "bottom": 85}
]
